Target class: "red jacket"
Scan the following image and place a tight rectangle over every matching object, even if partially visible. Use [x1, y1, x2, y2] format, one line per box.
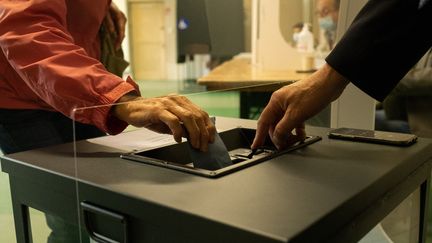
[0, 0, 139, 134]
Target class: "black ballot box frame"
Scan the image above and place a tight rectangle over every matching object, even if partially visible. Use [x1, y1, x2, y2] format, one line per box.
[121, 127, 322, 178]
[1, 117, 431, 243]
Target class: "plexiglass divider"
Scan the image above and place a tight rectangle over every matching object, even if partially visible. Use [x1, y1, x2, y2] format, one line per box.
[71, 82, 323, 242]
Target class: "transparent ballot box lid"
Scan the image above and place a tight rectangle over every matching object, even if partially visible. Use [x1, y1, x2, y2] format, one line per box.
[121, 127, 321, 178]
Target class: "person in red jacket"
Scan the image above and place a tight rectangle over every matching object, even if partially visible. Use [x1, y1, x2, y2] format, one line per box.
[0, 1, 214, 242]
[0, 0, 215, 155]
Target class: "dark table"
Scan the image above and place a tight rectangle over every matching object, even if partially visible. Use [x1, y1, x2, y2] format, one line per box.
[1, 117, 431, 243]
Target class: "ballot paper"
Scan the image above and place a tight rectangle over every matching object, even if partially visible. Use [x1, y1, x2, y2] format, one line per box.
[187, 118, 232, 170]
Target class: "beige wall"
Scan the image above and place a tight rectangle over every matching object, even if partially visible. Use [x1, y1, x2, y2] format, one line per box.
[243, 0, 252, 52]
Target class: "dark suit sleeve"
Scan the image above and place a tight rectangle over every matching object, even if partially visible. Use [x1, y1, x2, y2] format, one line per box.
[326, 0, 432, 101]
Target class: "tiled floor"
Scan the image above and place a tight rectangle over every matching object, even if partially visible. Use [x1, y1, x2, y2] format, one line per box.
[1, 79, 431, 243]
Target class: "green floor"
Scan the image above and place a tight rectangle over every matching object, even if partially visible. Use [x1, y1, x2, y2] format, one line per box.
[0, 79, 431, 242]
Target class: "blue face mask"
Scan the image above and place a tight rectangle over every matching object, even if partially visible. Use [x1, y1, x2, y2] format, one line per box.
[319, 16, 337, 31]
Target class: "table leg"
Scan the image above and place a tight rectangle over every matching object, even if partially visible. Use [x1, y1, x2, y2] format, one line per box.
[419, 177, 430, 243]
[240, 92, 250, 119]
[240, 92, 272, 119]
[10, 188, 33, 243]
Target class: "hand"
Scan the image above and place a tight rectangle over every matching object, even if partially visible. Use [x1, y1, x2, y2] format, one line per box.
[104, 2, 127, 50]
[113, 93, 216, 152]
[252, 63, 349, 150]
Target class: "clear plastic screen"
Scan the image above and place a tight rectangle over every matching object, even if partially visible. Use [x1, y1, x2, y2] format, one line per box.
[70, 80, 315, 243]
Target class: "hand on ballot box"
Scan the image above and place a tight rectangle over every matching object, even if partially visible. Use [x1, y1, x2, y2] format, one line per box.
[113, 93, 216, 152]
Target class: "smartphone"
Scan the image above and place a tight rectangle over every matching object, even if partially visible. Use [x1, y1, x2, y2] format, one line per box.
[328, 127, 417, 146]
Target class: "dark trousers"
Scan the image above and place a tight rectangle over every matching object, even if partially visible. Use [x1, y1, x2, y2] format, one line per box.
[0, 109, 105, 243]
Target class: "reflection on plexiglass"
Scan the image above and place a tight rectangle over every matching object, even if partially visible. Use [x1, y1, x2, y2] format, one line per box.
[278, 0, 340, 71]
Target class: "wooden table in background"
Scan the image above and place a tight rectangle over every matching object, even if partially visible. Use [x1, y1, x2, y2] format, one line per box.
[197, 57, 310, 90]
[197, 57, 312, 118]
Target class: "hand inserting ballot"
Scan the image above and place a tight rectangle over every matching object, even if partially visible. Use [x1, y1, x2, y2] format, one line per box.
[113, 93, 216, 152]
[252, 64, 349, 150]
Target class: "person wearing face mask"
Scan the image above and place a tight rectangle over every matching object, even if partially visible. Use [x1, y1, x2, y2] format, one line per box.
[291, 22, 304, 47]
[316, 0, 340, 53]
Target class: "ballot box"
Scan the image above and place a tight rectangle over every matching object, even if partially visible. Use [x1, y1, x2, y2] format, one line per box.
[121, 127, 321, 178]
[1, 117, 431, 243]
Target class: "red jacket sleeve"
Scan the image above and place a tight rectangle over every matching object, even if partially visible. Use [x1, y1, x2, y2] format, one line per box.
[0, 0, 139, 134]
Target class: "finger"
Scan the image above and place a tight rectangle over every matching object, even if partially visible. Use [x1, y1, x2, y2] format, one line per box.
[272, 121, 306, 150]
[157, 110, 183, 143]
[284, 130, 305, 146]
[182, 114, 200, 149]
[167, 104, 201, 149]
[196, 117, 210, 152]
[167, 96, 208, 150]
[193, 108, 214, 147]
[272, 111, 297, 149]
[251, 104, 277, 149]
[194, 110, 215, 152]
[269, 124, 275, 141]
[295, 123, 307, 141]
[252, 120, 270, 149]
[205, 115, 216, 144]
[270, 125, 304, 150]
[273, 131, 295, 150]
